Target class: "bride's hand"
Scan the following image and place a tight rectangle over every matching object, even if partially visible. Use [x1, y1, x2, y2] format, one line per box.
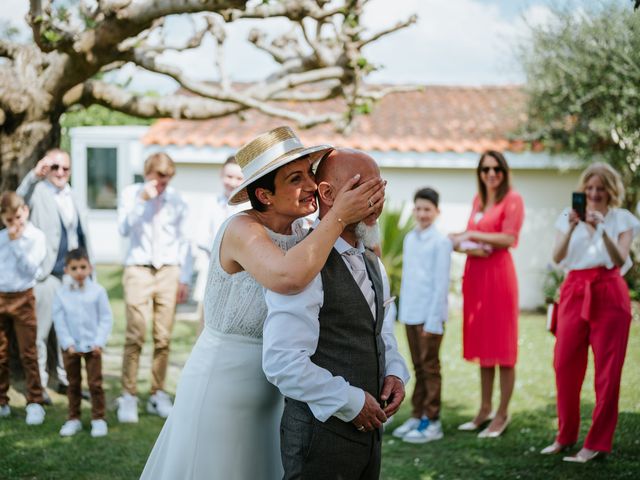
[331, 175, 386, 225]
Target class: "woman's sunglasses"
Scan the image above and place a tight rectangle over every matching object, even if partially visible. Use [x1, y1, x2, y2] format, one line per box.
[480, 166, 504, 174]
[51, 164, 70, 173]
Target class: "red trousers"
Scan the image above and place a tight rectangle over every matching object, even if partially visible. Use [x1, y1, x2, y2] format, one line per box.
[554, 267, 631, 452]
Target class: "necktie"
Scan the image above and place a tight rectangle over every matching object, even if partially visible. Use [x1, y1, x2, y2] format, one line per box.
[343, 249, 376, 321]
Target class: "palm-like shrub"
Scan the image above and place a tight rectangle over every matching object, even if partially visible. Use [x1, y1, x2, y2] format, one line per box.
[379, 208, 414, 299]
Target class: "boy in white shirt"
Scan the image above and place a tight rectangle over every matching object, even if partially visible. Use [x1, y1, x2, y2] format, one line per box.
[393, 187, 452, 443]
[53, 248, 113, 437]
[0, 192, 47, 425]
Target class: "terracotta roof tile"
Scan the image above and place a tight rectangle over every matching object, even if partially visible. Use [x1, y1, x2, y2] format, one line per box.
[142, 85, 529, 153]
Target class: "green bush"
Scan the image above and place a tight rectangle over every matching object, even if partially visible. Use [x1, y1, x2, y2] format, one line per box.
[379, 208, 414, 299]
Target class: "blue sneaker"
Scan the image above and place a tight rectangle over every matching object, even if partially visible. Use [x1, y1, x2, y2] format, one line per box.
[403, 419, 444, 444]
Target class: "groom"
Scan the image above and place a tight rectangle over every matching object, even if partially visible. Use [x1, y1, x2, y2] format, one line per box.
[263, 149, 409, 479]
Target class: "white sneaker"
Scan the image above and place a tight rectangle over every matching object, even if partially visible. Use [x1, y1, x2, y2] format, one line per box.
[25, 403, 45, 425]
[403, 419, 444, 444]
[117, 393, 139, 423]
[0, 404, 10, 418]
[392, 417, 422, 438]
[147, 390, 173, 418]
[59, 419, 83, 437]
[91, 419, 108, 437]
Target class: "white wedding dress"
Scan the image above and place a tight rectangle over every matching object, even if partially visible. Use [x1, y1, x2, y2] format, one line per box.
[141, 214, 305, 480]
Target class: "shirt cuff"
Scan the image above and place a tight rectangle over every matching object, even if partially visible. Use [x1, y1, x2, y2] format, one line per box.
[332, 386, 365, 423]
[386, 364, 410, 386]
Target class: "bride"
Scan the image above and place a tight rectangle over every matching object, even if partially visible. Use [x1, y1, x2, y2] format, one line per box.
[140, 126, 385, 480]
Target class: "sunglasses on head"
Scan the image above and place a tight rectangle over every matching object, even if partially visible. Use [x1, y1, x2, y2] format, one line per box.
[480, 166, 504, 174]
[51, 164, 70, 172]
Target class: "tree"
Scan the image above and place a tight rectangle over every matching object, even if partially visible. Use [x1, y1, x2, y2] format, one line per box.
[518, 1, 640, 210]
[0, 0, 416, 190]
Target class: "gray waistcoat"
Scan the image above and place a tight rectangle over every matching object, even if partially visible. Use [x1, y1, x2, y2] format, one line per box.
[285, 246, 386, 443]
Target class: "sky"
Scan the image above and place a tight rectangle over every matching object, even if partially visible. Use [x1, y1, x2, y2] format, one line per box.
[0, 0, 630, 91]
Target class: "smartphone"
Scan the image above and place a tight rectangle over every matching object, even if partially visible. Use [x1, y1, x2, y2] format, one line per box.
[572, 192, 586, 221]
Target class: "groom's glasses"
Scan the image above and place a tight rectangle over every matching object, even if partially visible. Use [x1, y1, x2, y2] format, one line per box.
[51, 164, 70, 173]
[480, 166, 504, 174]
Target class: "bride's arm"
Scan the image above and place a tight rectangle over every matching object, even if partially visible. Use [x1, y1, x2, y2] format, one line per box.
[222, 177, 384, 294]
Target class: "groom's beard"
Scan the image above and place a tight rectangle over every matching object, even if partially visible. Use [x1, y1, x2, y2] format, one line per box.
[355, 221, 380, 249]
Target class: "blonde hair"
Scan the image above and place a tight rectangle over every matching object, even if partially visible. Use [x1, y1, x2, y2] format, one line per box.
[0, 191, 26, 216]
[144, 152, 176, 177]
[578, 162, 625, 207]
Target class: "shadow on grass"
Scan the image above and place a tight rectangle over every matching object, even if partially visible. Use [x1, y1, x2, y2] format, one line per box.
[381, 403, 640, 480]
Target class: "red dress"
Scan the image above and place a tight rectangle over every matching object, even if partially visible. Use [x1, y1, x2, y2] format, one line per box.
[462, 189, 524, 367]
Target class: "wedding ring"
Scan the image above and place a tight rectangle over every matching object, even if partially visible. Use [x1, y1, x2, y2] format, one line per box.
[368, 198, 374, 208]
[357, 425, 366, 432]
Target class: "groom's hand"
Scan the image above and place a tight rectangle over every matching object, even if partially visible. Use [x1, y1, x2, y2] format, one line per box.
[352, 392, 387, 432]
[381, 375, 405, 417]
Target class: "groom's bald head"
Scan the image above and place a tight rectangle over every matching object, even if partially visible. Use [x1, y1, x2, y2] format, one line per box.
[316, 148, 382, 225]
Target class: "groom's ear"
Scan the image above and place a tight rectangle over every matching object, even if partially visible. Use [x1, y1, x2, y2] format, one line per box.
[317, 181, 334, 206]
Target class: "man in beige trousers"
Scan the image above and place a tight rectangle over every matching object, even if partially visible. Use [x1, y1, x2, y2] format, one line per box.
[116, 153, 192, 423]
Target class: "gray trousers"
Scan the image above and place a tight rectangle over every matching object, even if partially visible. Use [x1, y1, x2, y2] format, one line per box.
[34, 275, 68, 387]
[281, 400, 381, 480]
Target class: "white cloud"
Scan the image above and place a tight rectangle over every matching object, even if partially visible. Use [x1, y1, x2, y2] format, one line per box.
[361, 0, 554, 85]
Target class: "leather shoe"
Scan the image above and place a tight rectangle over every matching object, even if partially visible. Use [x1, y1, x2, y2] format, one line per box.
[540, 441, 573, 455]
[563, 448, 606, 463]
[478, 416, 510, 438]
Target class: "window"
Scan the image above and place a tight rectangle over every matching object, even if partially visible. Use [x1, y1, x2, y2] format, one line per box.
[87, 147, 118, 209]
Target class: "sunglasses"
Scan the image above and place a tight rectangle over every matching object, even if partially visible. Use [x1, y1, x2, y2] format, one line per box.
[480, 166, 504, 174]
[51, 164, 70, 173]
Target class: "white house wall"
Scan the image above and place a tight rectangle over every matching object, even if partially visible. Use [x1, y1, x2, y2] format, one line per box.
[71, 126, 582, 310]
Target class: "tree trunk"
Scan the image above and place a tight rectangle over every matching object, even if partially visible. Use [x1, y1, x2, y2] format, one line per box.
[0, 116, 61, 191]
[0, 46, 64, 191]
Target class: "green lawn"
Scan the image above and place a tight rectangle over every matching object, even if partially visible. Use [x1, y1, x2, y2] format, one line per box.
[1, 265, 638, 479]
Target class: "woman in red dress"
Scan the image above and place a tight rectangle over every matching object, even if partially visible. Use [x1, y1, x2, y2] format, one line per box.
[450, 150, 524, 438]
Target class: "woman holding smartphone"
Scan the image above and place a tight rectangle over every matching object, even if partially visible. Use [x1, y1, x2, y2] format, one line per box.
[542, 162, 639, 463]
[449, 150, 524, 438]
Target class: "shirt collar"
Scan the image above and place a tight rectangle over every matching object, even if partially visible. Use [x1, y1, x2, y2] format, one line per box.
[311, 218, 365, 255]
[415, 224, 436, 240]
[63, 275, 93, 291]
[45, 180, 70, 195]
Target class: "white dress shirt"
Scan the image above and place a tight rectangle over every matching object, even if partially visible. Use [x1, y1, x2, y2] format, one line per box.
[52, 277, 113, 352]
[555, 207, 640, 275]
[399, 225, 452, 334]
[0, 222, 46, 292]
[47, 181, 79, 250]
[118, 184, 193, 283]
[263, 234, 410, 424]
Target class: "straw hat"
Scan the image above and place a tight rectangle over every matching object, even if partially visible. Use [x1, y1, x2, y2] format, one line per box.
[228, 126, 333, 205]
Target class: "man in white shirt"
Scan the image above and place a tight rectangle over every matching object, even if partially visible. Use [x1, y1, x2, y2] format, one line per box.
[17, 149, 91, 398]
[116, 152, 192, 423]
[263, 149, 409, 480]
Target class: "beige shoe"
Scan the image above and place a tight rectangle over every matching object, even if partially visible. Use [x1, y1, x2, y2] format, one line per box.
[563, 448, 606, 463]
[540, 441, 574, 455]
[478, 416, 510, 438]
[458, 413, 494, 431]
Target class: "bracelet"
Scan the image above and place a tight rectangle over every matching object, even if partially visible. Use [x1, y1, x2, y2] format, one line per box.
[336, 217, 347, 230]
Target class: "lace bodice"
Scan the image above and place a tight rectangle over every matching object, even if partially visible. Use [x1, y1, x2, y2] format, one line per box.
[202, 214, 307, 339]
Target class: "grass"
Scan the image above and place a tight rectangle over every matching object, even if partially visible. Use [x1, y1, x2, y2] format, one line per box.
[0, 265, 638, 479]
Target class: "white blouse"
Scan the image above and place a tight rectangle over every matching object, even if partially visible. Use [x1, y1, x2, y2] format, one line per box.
[555, 207, 640, 275]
